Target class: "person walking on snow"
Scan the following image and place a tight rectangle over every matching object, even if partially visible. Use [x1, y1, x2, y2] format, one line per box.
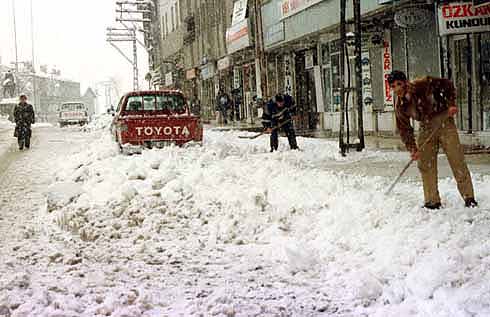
[216, 89, 230, 125]
[13, 94, 35, 150]
[388, 70, 477, 209]
[262, 93, 299, 152]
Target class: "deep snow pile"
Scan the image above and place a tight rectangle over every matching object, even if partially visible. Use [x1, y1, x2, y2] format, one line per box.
[83, 114, 114, 132]
[32, 122, 53, 128]
[40, 122, 490, 315]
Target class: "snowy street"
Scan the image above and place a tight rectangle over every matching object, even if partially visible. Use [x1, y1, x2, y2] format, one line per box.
[1, 118, 490, 316]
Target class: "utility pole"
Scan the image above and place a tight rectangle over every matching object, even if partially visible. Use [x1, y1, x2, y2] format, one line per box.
[30, 0, 38, 115]
[353, 0, 365, 151]
[339, 0, 347, 156]
[12, 0, 19, 74]
[107, 0, 154, 91]
[253, 0, 267, 100]
[339, 0, 365, 155]
[106, 27, 139, 91]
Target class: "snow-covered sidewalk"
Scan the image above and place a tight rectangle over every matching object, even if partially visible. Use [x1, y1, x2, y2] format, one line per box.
[1, 118, 489, 316]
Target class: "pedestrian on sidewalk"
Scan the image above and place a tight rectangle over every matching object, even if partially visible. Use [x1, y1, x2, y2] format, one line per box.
[388, 70, 478, 209]
[262, 93, 299, 152]
[13, 94, 35, 151]
[232, 88, 242, 121]
[216, 89, 230, 125]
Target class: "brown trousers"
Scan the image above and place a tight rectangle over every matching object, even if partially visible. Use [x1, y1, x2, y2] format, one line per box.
[417, 117, 474, 204]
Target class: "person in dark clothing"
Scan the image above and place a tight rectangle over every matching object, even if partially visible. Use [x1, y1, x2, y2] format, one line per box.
[262, 93, 299, 152]
[13, 95, 35, 150]
[216, 89, 231, 124]
[231, 88, 241, 121]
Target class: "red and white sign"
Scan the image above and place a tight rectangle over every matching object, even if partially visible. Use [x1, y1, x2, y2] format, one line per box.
[438, 2, 490, 35]
[382, 30, 394, 107]
[61, 111, 85, 119]
[281, 0, 323, 19]
[226, 19, 251, 54]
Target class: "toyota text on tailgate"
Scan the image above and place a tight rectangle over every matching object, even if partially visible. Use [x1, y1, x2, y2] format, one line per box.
[112, 90, 203, 151]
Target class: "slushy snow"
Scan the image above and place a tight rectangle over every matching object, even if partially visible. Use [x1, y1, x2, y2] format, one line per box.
[2, 114, 489, 316]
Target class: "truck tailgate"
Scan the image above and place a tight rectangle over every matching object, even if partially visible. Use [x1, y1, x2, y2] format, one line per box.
[120, 116, 202, 143]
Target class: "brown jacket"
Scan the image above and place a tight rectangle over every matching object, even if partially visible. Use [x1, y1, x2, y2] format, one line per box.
[395, 76, 456, 151]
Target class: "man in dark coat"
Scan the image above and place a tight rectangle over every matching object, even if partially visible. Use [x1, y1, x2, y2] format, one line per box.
[262, 93, 299, 152]
[216, 89, 231, 124]
[388, 70, 477, 209]
[13, 94, 35, 150]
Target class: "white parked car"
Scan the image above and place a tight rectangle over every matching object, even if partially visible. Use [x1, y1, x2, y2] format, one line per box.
[58, 102, 89, 127]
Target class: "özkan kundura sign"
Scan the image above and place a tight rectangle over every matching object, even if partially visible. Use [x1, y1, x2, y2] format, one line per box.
[281, 0, 323, 20]
[438, 2, 490, 35]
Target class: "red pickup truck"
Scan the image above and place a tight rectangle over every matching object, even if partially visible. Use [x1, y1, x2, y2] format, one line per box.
[111, 90, 203, 152]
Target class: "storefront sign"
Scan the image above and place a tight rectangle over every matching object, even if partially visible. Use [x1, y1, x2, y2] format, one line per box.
[200, 63, 215, 81]
[233, 68, 241, 89]
[186, 68, 197, 80]
[226, 19, 251, 54]
[281, 0, 323, 20]
[382, 31, 394, 107]
[284, 54, 294, 96]
[361, 51, 373, 108]
[265, 22, 285, 46]
[231, 0, 248, 25]
[395, 6, 432, 29]
[438, 2, 490, 35]
[217, 56, 231, 71]
[165, 72, 173, 87]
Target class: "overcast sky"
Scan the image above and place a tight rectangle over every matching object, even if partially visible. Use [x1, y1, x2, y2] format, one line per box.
[0, 0, 149, 95]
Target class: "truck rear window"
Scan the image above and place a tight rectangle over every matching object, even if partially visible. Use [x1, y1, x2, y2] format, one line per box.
[126, 95, 185, 112]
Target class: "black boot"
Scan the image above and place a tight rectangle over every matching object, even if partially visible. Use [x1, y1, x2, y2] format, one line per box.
[465, 198, 478, 208]
[423, 202, 442, 210]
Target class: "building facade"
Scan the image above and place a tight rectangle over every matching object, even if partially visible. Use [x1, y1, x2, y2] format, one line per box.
[154, 0, 265, 122]
[147, 0, 490, 145]
[1, 63, 89, 123]
[261, 0, 490, 144]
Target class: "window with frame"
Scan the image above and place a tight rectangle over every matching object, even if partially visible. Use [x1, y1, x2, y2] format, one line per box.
[143, 96, 156, 110]
[126, 96, 143, 111]
[156, 94, 185, 112]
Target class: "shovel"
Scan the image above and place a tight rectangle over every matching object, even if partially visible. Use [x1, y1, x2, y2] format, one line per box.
[385, 110, 449, 195]
[238, 119, 292, 139]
